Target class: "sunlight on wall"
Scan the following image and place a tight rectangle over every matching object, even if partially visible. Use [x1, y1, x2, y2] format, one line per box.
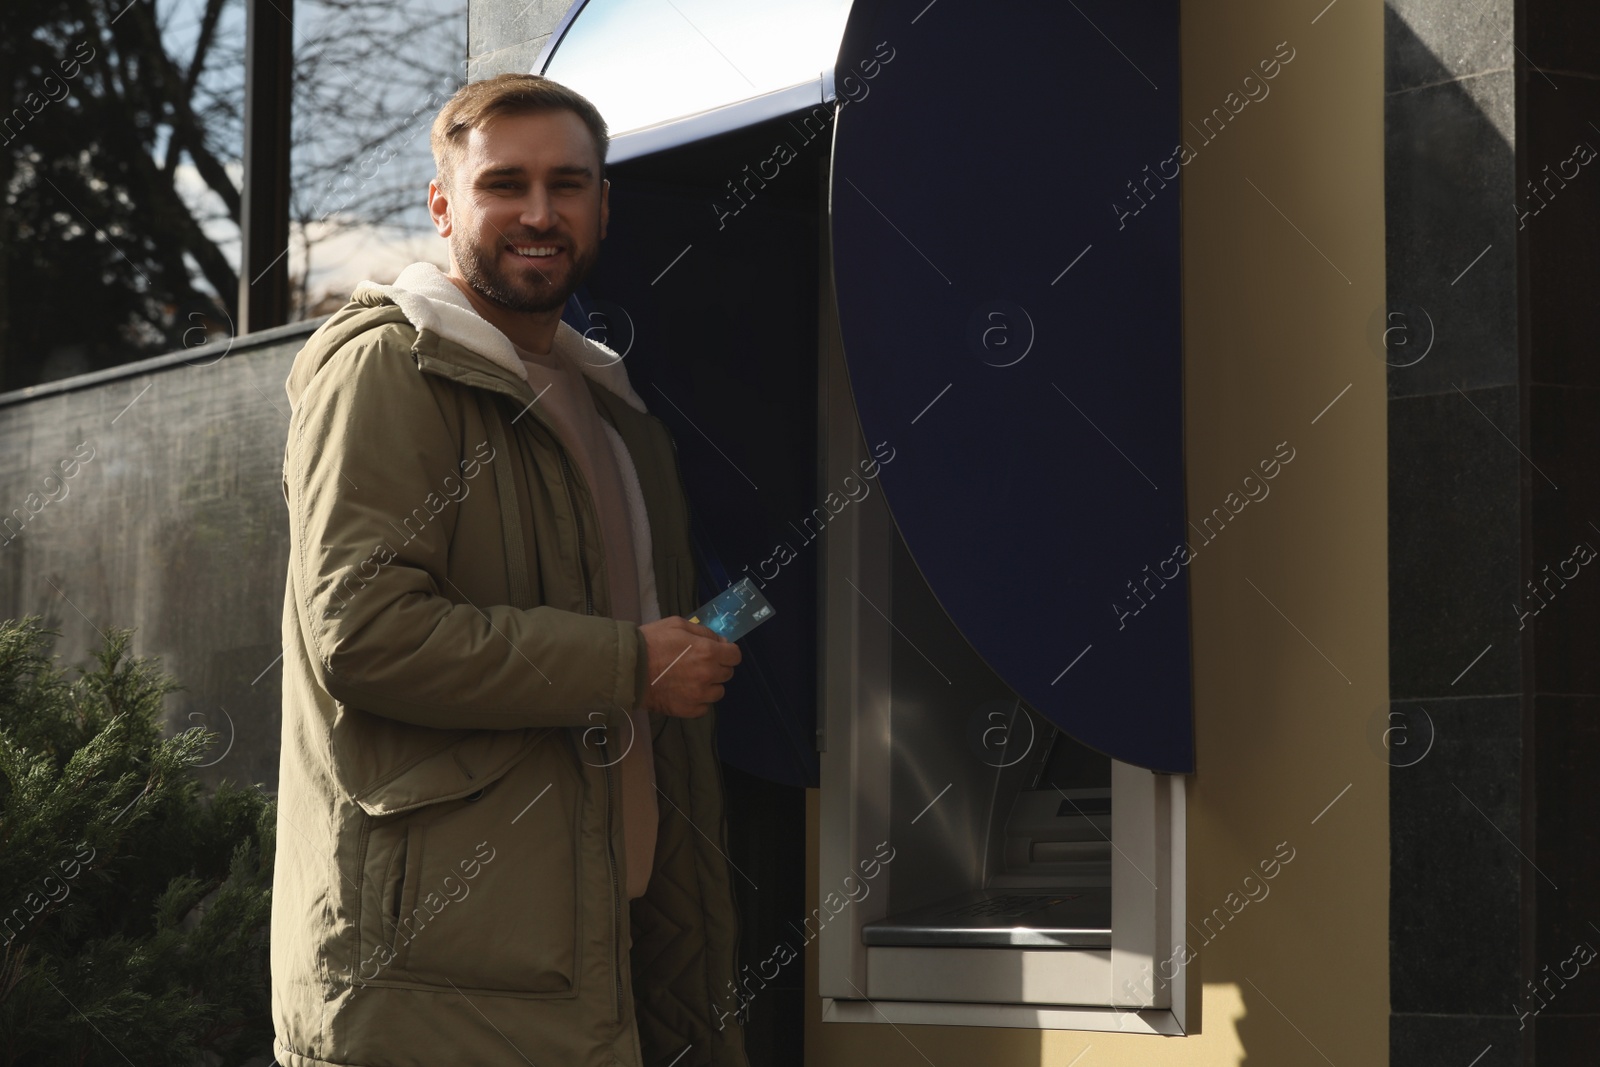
[1038, 984, 1248, 1066]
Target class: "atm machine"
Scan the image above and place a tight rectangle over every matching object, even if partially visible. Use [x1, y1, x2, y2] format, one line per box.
[539, 0, 1192, 1040]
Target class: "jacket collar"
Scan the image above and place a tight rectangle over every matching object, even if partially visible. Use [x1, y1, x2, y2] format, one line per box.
[351, 262, 648, 415]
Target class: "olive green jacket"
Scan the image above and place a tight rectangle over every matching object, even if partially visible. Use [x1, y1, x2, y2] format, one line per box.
[271, 270, 749, 1067]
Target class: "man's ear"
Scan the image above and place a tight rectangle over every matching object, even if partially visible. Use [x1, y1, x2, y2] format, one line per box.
[428, 178, 452, 237]
[599, 177, 609, 240]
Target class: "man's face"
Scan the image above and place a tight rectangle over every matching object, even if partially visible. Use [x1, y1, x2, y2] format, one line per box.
[431, 109, 609, 314]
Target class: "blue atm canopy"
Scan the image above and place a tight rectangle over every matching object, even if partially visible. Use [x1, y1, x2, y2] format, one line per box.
[828, 0, 1192, 773]
[541, 0, 1193, 775]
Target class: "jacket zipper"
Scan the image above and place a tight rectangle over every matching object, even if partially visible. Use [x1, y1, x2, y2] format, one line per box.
[555, 444, 595, 616]
[554, 439, 620, 1022]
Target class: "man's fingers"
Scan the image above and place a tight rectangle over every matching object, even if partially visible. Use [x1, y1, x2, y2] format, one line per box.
[678, 617, 721, 640]
[646, 619, 741, 719]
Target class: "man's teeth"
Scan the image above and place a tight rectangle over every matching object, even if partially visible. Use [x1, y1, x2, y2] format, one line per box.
[513, 246, 559, 257]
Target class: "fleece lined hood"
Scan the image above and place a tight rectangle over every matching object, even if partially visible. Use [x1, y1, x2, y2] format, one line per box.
[285, 261, 647, 414]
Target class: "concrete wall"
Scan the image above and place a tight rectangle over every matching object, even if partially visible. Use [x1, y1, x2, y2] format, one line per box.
[802, 0, 1391, 1063]
[467, 0, 569, 80]
[0, 324, 316, 796]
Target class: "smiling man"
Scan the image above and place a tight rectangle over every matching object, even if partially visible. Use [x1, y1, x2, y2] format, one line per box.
[271, 74, 749, 1067]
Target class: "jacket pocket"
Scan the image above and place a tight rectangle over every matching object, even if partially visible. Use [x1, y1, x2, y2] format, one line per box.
[367, 729, 584, 997]
[379, 828, 408, 951]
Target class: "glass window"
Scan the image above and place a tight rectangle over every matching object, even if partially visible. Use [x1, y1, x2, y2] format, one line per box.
[543, 0, 853, 136]
[2, 0, 471, 386]
[289, 0, 468, 319]
[3, 0, 247, 386]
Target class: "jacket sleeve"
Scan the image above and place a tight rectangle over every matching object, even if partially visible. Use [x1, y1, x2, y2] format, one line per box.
[284, 327, 649, 730]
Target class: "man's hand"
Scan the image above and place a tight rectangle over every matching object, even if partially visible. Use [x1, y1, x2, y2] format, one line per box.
[638, 616, 741, 719]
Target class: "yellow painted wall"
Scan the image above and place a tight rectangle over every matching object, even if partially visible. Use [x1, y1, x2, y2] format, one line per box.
[803, 0, 1389, 1063]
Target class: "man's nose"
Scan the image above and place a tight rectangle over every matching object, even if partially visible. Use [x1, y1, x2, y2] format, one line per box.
[519, 189, 558, 230]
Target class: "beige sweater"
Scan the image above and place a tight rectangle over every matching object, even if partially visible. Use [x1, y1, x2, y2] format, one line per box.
[514, 339, 659, 901]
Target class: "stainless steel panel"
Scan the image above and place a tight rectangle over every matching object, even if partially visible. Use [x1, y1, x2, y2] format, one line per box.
[863, 946, 1113, 1007]
[861, 888, 1111, 948]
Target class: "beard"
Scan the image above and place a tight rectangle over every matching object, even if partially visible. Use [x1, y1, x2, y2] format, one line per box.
[453, 227, 599, 314]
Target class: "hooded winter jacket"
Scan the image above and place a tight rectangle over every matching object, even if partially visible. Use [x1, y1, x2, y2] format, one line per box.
[271, 262, 749, 1067]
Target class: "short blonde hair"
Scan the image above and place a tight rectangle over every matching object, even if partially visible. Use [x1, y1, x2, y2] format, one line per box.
[431, 73, 610, 192]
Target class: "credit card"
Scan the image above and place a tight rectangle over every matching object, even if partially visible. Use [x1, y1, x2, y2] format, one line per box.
[687, 578, 775, 642]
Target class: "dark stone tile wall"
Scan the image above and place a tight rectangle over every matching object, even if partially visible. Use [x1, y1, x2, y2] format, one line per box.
[1391, 1014, 1519, 1067]
[1391, 695, 1522, 1014]
[1530, 1015, 1600, 1059]
[1522, 5, 1600, 77]
[1523, 72, 1600, 388]
[1525, 386, 1600, 694]
[1390, 0, 1600, 1062]
[1383, 71, 1518, 398]
[1385, 3, 1528, 1059]
[1531, 695, 1600, 1015]
[1388, 388, 1522, 696]
[1522, 3, 1600, 1062]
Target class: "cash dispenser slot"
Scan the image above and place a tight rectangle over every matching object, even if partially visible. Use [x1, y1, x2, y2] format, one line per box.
[863, 732, 1113, 950]
[861, 890, 1110, 950]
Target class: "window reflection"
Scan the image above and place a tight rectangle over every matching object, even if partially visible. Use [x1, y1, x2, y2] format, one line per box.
[3, 0, 246, 387]
[288, 0, 467, 319]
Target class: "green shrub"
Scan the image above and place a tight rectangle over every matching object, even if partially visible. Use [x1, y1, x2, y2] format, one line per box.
[0, 617, 275, 1066]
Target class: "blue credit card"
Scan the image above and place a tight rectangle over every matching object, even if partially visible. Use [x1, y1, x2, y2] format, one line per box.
[687, 578, 775, 642]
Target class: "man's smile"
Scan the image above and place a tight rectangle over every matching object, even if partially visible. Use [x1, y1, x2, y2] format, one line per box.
[509, 243, 563, 261]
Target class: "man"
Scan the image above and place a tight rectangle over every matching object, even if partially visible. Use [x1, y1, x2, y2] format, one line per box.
[271, 73, 749, 1067]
